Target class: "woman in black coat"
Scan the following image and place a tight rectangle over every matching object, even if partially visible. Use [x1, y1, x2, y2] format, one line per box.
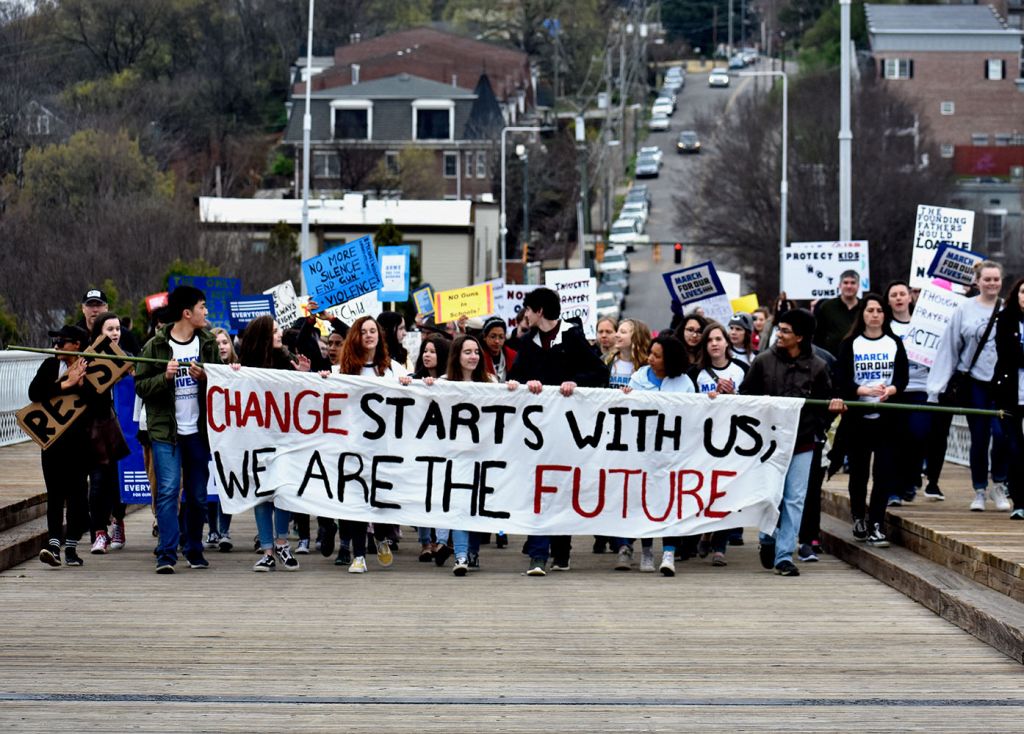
[992, 277, 1024, 519]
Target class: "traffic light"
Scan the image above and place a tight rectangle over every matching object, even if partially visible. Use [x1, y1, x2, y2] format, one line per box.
[674, 242, 682, 264]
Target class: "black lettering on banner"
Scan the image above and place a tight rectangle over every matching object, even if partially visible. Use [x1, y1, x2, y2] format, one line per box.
[480, 404, 516, 444]
[654, 413, 682, 452]
[450, 402, 480, 443]
[630, 409, 659, 451]
[478, 461, 511, 519]
[702, 415, 764, 458]
[338, 452, 368, 502]
[298, 450, 332, 498]
[605, 407, 630, 451]
[443, 460, 479, 514]
[360, 393, 386, 439]
[522, 405, 544, 449]
[416, 455, 447, 512]
[385, 396, 415, 438]
[215, 450, 251, 499]
[252, 447, 276, 493]
[416, 400, 447, 440]
[565, 410, 604, 449]
[370, 455, 402, 509]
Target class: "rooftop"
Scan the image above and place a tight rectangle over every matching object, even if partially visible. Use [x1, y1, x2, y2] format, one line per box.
[866, 4, 1015, 33]
[303, 73, 477, 101]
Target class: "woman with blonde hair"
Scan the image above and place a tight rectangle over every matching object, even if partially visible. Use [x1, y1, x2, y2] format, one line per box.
[605, 318, 652, 388]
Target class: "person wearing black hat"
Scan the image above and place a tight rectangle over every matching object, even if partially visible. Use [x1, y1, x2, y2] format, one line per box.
[740, 308, 845, 577]
[78, 289, 109, 334]
[480, 316, 516, 383]
[29, 324, 94, 568]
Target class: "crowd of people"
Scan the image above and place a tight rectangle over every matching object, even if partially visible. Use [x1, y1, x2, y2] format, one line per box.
[29, 261, 1021, 578]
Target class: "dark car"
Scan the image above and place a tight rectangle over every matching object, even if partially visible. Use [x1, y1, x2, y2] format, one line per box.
[626, 185, 651, 209]
[676, 130, 701, 154]
[601, 270, 630, 295]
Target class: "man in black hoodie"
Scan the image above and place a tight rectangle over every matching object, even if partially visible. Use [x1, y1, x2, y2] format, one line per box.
[508, 287, 609, 576]
[741, 308, 844, 577]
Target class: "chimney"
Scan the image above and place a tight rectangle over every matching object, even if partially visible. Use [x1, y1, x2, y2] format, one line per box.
[351, 64, 360, 85]
[452, 74, 458, 87]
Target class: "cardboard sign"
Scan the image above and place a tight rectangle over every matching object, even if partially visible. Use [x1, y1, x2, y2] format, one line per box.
[434, 284, 495, 323]
[910, 205, 974, 289]
[263, 280, 301, 330]
[228, 295, 276, 334]
[412, 284, 435, 315]
[301, 235, 382, 309]
[168, 276, 242, 332]
[325, 291, 382, 327]
[662, 260, 726, 304]
[905, 284, 966, 368]
[545, 269, 597, 339]
[498, 284, 541, 329]
[377, 246, 410, 302]
[927, 242, 985, 287]
[781, 241, 870, 299]
[17, 335, 129, 450]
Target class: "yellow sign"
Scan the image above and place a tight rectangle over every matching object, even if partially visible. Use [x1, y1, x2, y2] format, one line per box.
[730, 294, 759, 314]
[434, 284, 495, 323]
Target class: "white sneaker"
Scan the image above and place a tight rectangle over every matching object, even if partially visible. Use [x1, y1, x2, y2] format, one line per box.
[453, 556, 469, 576]
[90, 533, 109, 555]
[639, 547, 655, 573]
[991, 483, 1011, 512]
[614, 545, 632, 571]
[348, 556, 367, 574]
[659, 551, 676, 577]
[970, 490, 986, 512]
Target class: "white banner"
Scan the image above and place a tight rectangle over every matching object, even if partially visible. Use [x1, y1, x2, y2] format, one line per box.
[905, 284, 966, 368]
[686, 294, 733, 327]
[910, 205, 975, 289]
[545, 269, 597, 340]
[205, 366, 804, 537]
[782, 241, 870, 299]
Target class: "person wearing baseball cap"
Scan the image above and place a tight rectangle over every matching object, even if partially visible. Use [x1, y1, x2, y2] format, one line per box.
[79, 289, 109, 334]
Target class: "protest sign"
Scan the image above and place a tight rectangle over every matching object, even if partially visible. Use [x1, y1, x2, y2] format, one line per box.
[905, 284, 966, 368]
[228, 295, 276, 334]
[545, 269, 597, 339]
[205, 366, 804, 537]
[301, 235, 382, 309]
[498, 284, 540, 329]
[781, 241, 870, 299]
[718, 270, 742, 301]
[687, 294, 733, 326]
[484, 278, 506, 318]
[168, 276, 242, 331]
[927, 243, 985, 287]
[412, 284, 435, 315]
[263, 281, 301, 330]
[144, 292, 168, 314]
[434, 283, 495, 323]
[662, 261, 726, 305]
[17, 335, 129, 450]
[377, 246, 410, 302]
[325, 291, 382, 327]
[730, 294, 759, 314]
[114, 375, 150, 504]
[910, 205, 974, 289]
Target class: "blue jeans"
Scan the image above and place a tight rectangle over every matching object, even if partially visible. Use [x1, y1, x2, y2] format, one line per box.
[152, 434, 210, 564]
[436, 529, 479, 558]
[759, 449, 813, 567]
[967, 379, 1008, 489]
[900, 391, 931, 495]
[254, 503, 291, 551]
[417, 526, 433, 545]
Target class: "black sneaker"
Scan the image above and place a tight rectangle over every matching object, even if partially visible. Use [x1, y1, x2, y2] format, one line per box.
[758, 541, 776, 570]
[187, 554, 210, 569]
[39, 546, 61, 567]
[923, 483, 945, 501]
[526, 558, 546, 576]
[774, 560, 800, 576]
[252, 554, 275, 572]
[155, 556, 175, 574]
[319, 526, 336, 558]
[434, 544, 452, 567]
[866, 523, 891, 548]
[64, 548, 83, 567]
[797, 543, 818, 562]
[467, 552, 480, 570]
[852, 518, 869, 541]
[495, 533, 508, 549]
[275, 545, 300, 571]
[334, 546, 351, 566]
[218, 534, 234, 552]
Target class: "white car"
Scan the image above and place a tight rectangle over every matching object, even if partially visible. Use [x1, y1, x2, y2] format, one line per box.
[598, 251, 630, 274]
[651, 97, 674, 117]
[638, 146, 663, 166]
[708, 69, 730, 87]
[619, 200, 648, 226]
[648, 114, 670, 131]
[608, 218, 642, 245]
[595, 291, 621, 321]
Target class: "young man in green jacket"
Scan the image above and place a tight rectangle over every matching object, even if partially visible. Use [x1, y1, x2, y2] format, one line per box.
[136, 286, 222, 573]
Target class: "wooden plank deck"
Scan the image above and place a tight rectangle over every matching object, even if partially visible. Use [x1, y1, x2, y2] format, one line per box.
[0, 442, 46, 530]
[2, 507, 1023, 732]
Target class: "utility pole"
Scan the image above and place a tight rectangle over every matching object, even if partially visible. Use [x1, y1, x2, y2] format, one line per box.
[839, 0, 853, 240]
[604, 45, 613, 237]
[299, 0, 315, 293]
[728, 0, 734, 59]
[619, 23, 627, 150]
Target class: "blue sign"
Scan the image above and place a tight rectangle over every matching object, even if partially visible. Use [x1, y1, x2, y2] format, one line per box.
[228, 294, 276, 333]
[413, 284, 435, 315]
[168, 276, 242, 332]
[662, 260, 725, 304]
[927, 242, 985, 287]
[115, 375, 151, 504]
[302, 235, 381, 309]
[377, 245, 410, 302]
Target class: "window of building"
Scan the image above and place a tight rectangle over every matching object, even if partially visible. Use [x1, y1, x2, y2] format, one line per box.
[883, 58, 912, 79]
[940, 101, 954, 115]
[332, 107, 371, 139]
[443, 151, 458, 178]
[476, 151, 487, 178]
[994, 133, 1012, 146]
[415, 108, 451, 140]
[465, 151, 474, 178]
[985, 211, 1006, 253]
[971, 133, 990, 146]
[986, 58, 1006, 80]
[940, 144, 954, 158]
[385, 151, 399, 175]
[313, 151, 340, 178]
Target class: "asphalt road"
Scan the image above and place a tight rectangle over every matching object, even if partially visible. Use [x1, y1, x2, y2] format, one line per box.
[618, 61, 769, 331]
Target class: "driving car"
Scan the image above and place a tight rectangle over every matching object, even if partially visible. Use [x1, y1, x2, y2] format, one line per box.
[651, 97, 674, 117]
[638, 146, 663, 166]
[676, 130, 701, 154]
[595, 291, 622, 321]
[597, 250, 630, 274]
[634, 154, 660, 178]
[648, 113, 670, 132]
[708, 69, 730, 87]
[728, 54, 746, 70]
[608, 218, 642, 245]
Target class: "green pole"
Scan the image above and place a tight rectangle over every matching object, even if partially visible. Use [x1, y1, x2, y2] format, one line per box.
[9, 345, 194, 366]
[803, 398, 1005, 419]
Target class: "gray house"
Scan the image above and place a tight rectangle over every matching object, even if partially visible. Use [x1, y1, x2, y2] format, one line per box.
[284, 73, 504, 200]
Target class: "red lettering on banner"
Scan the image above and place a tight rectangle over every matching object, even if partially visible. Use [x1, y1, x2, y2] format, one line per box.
[676, 470, 705, 518]
[209, 388, 352, 436]
[241, 391, 264, 426]
[606, 469, 642, 518]
[641, 472, 674, 522]
[534, 464, 571, 514]
[704, 470, 735, 519]
[322, 393, 349, 436]
[263, 391, 291, 431]
[293, 390, 322, 434]
[571, 467, 601, 517]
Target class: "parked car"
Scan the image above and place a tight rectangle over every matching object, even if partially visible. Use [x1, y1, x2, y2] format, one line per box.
[648, 114, 670, 132]
[676, 130, 701, 154]
[608, 218, 642, 245]
[598, 282, 626, 310]
[626, 185, 650, 208]
[708, 69, 730, 88]
[638, 146, 663, 166]
[658, 88, 677, 109]
[601, 269, 630, 295]
[728, 54, 746, 70]
[598, 250, 630, 274]
[651, 97, 674, 117]
[595, 291, 622, 321]
[619, 200, 648, 226]
[634, 154, 660, 178]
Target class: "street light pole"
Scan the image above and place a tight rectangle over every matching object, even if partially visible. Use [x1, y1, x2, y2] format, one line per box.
[299, 0, 315, 293]
[739, 70, 788, 290]
[500, 125, 552, 281]
[517, 145, 529, 260]
[839, 0, 853, 240]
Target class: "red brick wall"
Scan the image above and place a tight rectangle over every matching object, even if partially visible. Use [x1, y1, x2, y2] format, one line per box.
[874, 51, 1024, 147]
